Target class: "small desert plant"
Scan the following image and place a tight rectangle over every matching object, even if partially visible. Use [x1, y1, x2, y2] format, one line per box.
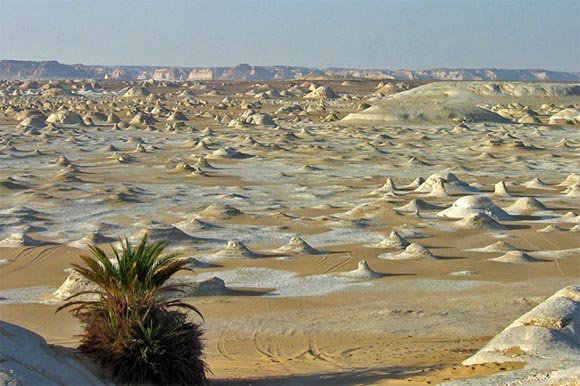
[57, 234, 207, 385]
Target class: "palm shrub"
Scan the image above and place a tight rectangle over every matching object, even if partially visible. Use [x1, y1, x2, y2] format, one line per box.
[57, 234, 208, 385]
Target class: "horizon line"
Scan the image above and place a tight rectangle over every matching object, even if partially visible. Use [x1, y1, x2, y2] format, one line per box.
[1, 59, 578, 74]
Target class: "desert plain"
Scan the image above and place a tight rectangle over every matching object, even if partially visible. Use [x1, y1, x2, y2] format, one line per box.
[0, 78, 579, 385]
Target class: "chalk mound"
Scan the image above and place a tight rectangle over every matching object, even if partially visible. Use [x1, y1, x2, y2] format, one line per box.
[450, 271, 479, 276]
[211, 241, 261, 260]
[275, 236, 321, 255]
[371, 177, 401, 194]
[414, 172, 478, 195]
[133, 224, 201, 245]
[198, 204, 243, 219]
[167, 110, 187, 121]
[404, 177, 425, 189]
[303, 85, 336, 100]
[174, 217, 217, 231]
[379, 243, 436, 260]
[246, 113, 276, 126]
[414, 173, 454, 193]
[68, 232, 117, 248]
[371, 231, 410, 249]
[437, 195, 512, 221]
[340, 260, 384, 279]
[122, 86, 151, 98]
[563, 184, 580, 197]
[1, 206, 49, 223]
[494, 181, 513, 197]
[193, 156, 214, 170]
[0, 232, 45, 247]
[559, 173, 580, 187]
[17, 115, 47, 129]
[538, 225, 564, 233]
[463, 284, 580, 366]
[428, 178, 450, 197]
[169, 276, 230, 297]
[507, 197, 548, 213]
[522, 178, 552, 190]
[170, 161, 195, 172]
[490, 251, 547, 264]
[396, 199, 445, 212]
[560, 211, 580, 222]
[129, 112, 156, 127]
[0, 321, 107, 385]
[51, 271, 97, 301]
[208, 147, 253, 159]
[549, 107, 580, 125]
[53, 169, 82, 183]
[45, 109, 83, 126]
[0, 176, 30, 190]
[472, 241, 521, 253]
[453, 213, 507, 230]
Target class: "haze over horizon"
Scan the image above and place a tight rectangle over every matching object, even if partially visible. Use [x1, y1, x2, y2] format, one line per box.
[0, 0, 579, 72]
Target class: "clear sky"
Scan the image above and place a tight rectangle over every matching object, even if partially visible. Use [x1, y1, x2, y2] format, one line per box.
[0, 0, 578, 71]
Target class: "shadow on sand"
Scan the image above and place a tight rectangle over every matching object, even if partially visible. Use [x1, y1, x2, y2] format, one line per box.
[211, 365, 438, 385]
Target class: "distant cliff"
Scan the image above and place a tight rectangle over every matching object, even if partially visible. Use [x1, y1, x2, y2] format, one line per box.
[0, 60, 577, 81]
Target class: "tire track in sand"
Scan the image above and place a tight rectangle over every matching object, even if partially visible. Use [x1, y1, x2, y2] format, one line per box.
[0, 246, 61, 276]
[216, 320, 235, 360]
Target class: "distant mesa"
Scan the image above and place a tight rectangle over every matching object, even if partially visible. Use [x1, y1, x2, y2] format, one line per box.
[0, 60, 578, 81]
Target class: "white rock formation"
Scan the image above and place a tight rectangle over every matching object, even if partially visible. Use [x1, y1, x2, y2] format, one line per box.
[275, 236, 321, 255]
[437, 195, 512, 221]
[0, 321, 109, 385]
[462, 285, 580, 380]
[340, 260, 384, 279]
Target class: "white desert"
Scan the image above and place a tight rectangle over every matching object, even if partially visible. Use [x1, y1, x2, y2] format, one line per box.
[0, 78, 579, 385]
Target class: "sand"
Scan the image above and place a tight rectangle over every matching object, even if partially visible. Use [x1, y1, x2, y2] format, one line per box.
[0, 78, 579, 385]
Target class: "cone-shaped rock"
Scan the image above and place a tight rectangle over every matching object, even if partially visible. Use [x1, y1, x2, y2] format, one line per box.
[275, 236, 321, 255]
[340, 260, 384, 279]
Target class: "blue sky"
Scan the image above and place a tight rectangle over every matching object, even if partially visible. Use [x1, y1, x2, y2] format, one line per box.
[1, 0, 578, 71]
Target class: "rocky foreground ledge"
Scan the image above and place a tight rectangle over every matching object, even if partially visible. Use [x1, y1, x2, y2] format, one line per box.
[443, 284, 580, 385]
[0, 321, 111, 385]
